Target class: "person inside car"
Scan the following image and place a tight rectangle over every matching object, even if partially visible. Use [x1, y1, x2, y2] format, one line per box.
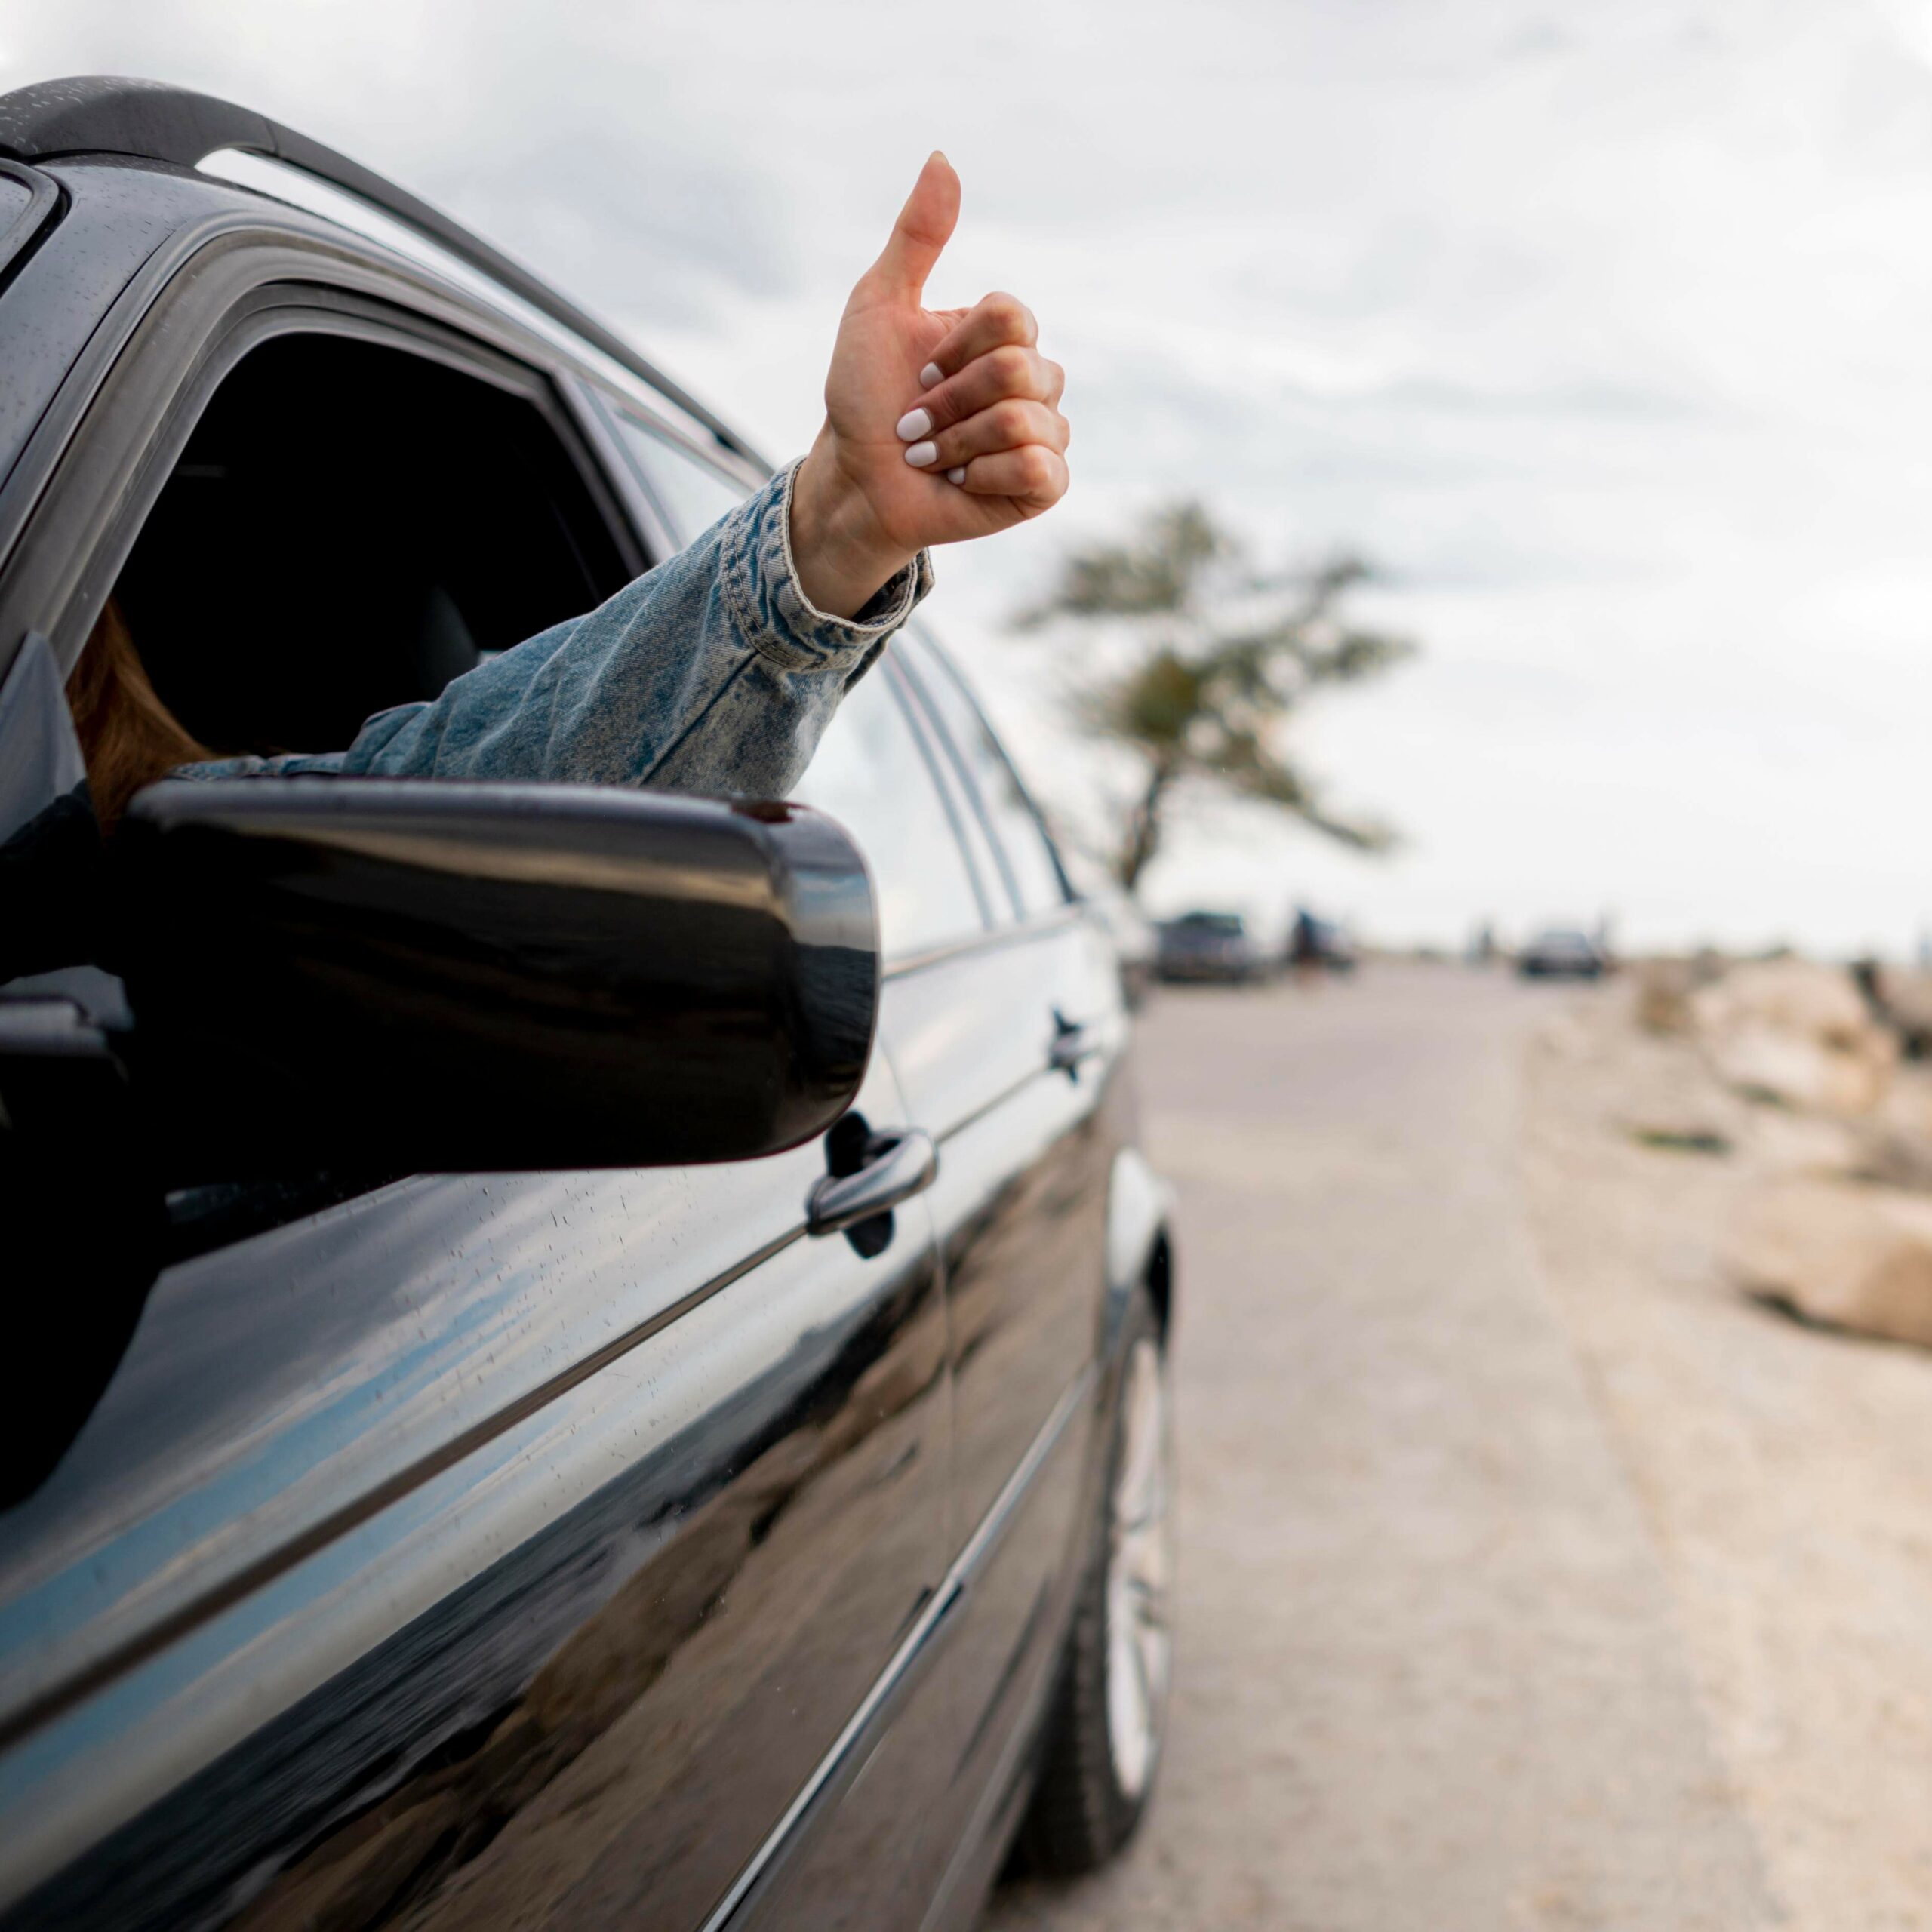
[64, 153, 1071, 829]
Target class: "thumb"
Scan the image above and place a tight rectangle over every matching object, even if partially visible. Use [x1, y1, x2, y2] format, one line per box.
[864, 151, 959, 299]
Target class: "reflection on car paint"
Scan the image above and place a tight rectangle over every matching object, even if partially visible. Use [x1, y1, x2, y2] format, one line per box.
[0, 1054, 958, 1930]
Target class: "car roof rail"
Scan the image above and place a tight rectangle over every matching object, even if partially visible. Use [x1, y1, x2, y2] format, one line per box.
[0, 74, 761, 466]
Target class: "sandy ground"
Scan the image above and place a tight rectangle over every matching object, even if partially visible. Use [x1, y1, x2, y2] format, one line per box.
[1516, 980, 1932, 1929]
[986, 964, 1932, 1930]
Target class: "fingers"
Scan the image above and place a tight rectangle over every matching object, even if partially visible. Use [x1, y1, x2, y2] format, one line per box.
[862, 152, 960, 300]
[903, 399, 1069, 476]
[900, 344, 1065, 437]
[921, 291, 1037, 382]
[894, 319, 1069, 506]
[952, 445, 1069, 514]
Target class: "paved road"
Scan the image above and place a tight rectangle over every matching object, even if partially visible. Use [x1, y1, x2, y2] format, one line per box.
[986, 968, 1779, 1932]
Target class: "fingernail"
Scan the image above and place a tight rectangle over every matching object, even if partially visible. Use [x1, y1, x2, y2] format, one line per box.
[920, 362, 943, 390]
[896, 407, 933, 442]
[947, 466, 967, 485]
[904, 441, 938, 469]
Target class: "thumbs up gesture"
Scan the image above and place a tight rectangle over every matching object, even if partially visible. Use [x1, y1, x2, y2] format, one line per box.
[790, 154, 1071, 617]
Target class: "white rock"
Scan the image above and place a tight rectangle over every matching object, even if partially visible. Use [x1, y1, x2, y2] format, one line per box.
[1881, 1065, 1932, 1143]
[1706, 1024, 1891, 1116]
[1870, 968, 1932, 1054]
[1728, 1179, 1932, 1347]
[1690, 958, 1872, 1044]
[1743, 1109, 1865, 1180]
[1691, 960, 1895, 1117]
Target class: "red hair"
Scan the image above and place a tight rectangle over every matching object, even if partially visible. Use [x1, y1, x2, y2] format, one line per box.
[65, 599, 215, 832]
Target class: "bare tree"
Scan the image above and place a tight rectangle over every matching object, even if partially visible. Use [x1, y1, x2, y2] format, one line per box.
[1019, 502, 1416, 891]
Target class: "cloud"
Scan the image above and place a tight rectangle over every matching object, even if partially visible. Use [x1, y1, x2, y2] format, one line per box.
[12, 0, 1932, 950]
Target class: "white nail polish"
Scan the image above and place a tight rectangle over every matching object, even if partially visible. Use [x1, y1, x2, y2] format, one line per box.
[896, 407, 933, 442]
[920, 362, 943, 390]
[904, 440, 938, 468]
[947, 466, 967, 485]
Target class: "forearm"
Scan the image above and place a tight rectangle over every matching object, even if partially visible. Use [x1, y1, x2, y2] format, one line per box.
[336, 463, 928, 795]
[170, 465, 931, 797]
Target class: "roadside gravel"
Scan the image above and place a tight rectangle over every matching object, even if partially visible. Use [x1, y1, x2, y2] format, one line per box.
[1519, 985, 1932, 1929]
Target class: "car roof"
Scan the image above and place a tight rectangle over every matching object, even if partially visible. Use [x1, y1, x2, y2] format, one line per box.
[0, 75, 766, 469]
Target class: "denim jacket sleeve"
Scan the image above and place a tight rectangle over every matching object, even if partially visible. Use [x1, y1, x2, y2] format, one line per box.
[174, 460, 932, 797]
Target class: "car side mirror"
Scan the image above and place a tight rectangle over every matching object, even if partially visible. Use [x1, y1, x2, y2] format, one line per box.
[109, 778, 878, 1179]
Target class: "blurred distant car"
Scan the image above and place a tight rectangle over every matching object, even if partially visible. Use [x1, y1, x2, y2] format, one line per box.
[1517, 928, 1608, 979]
[1157, 910, 1267, 984]
[1287, 907, 1359, 974]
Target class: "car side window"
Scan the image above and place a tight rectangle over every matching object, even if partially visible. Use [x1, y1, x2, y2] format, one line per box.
[26, 326, 639, 1253]
[605, 408, 755, 549]
[112, 331, 633, 759]
[899, 632, 1069, 920]
[792, 660, 989, 961]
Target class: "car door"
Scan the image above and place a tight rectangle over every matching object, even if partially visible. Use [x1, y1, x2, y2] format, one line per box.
[871, 635, 1134, 1917]
[0, 217, 951, 1932]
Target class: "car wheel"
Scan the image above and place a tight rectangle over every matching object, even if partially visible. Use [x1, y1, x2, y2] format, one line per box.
[1017, 1285, 1173, 1875]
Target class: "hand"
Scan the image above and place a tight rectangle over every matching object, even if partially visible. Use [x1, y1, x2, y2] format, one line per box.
[789, 152, 1072, 619]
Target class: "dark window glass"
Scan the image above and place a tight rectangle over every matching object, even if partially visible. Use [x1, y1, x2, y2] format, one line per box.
[606, 409, 755, 549]
[900, 632, 1067, 919]
[792, 665, 987, 961]
[117, 333, 629, 758]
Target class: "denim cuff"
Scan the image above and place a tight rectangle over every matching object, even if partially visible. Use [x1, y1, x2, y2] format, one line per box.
[721, 459, 934, 675]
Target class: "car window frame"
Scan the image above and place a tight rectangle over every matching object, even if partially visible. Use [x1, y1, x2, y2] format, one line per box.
[878, 651, 1004, 934]
[790, 647, 998, 963]
[892, 632, 1075, 924]
[894, 638, 1031, 924]
[0, 223, 667, 1250]
[592, 391, 768, 552]
[8, 297, 647, 685]
[0, 191, 678, 686]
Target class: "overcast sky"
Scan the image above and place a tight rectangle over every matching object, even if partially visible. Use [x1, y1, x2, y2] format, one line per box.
[11, 0, 1932, 952]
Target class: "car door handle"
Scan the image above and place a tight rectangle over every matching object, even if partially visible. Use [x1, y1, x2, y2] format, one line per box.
[807, 1128, 939, 1236]
[1049, 1008, 1100, 1076]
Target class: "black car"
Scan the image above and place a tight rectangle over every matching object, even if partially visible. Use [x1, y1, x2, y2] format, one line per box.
[1286, 908, 1358, 975]
[1155, 909, 1267, 984]
[0, 78, 1175, 1932]
[1516, 928, 1609, 980]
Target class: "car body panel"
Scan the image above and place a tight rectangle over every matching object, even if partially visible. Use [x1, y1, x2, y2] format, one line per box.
[872, 910, 1127, 1918]
[0, 1034, 960, 1930]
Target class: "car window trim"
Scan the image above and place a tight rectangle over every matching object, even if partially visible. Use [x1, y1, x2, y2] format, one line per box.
[0, 208, 675, 681]
[698, 1360, 1098, 1932]
[878, 653, 1002, 937]
[598, 405, 694, 555]
[906, 630, 1075, 906]
[589, 383, 770, 520]
[562, 373, 685, 564]
[6, 278, 648, 677]
[0, 155, 60, 294]
[881, 900, 1084, 982]
[893, 643, 1032, 921]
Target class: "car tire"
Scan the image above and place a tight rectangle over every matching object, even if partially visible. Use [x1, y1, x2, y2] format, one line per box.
[1017, 1284, 1173, 1876]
